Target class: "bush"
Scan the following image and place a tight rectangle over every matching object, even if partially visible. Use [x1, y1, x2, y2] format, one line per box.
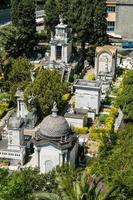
[0, 93, 10, 101]
[0, 159, 10, 166]
[37, 31, 48, 42]
[0, 102, 9, 119]
[72, 127, 89, 134]
[89, 107, 118, 140]
[86, 72, 95, 81]
[99, 114, 108, 124]
[62, 93, 71, 102]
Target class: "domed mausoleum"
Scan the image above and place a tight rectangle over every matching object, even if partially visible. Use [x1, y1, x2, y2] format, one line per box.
[33, 102, 78, 173]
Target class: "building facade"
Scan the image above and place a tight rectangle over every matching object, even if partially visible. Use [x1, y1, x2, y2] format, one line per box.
[106, 0, 133, 39]
[115, 0, 133, 39]
[106, 0, 116, 33]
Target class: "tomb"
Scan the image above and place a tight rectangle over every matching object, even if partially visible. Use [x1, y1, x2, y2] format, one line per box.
[95, 45, 117, 80]
[32, 102, 78, 173]
[73, 79, 101, 115]
[41, 16, 77, 82]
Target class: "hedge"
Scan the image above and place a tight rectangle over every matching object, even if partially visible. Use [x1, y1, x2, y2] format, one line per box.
[0, 102, 9, 119]
[72, 127, 89, 134]
[89, 107, 118, 140]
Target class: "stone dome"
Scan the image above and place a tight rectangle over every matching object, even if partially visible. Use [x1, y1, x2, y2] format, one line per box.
[39, 115, 70, 138]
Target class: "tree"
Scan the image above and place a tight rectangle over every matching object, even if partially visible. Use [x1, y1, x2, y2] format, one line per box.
[91, 124, 133, 199]
[33, 171, 103, 200]
[0, 25, 31, 58]
[44, 0, 59, 34]
[7, 57, 33, 96]
[11, 0, 36, 33]
[93, 0, 109, 46]
[24, 69, 68, 118]
[11, 0, 37, 57]
[56, 0, 69, 21]
[117, 70, 133, 122]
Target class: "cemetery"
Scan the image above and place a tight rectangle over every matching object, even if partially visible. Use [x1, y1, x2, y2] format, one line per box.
[0, 20, 125, 168]
[0, 2, 132, 174]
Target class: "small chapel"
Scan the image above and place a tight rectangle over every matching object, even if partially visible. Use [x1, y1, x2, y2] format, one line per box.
[32, 102, 78, 173]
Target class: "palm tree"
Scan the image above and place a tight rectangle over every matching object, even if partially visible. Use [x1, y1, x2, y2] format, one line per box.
[33, 171, 102, 200]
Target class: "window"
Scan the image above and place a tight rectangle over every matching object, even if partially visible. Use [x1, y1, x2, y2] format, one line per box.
[107, 6, 115, 13]
[107, 21, 115, 32]
[56, 46, 62, 60]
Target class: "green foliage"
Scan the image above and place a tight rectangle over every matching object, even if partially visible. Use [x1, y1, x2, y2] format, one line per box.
[55, 170, 103, 200]
[0, 165, 79, 200]
[61, 93, 71, 101]
[0, 102, 9, 119]
[0, 92, 11, 100]
[86, 72, 95, 81]
[24, 69, 68, 118]
[7, 57, 33, 97]
[44, 0, 108, 50]
[11, 0, 36, 32]
[91, 124, 133, 199]
[89, 107, 118, 140]
[99, 114, 108, 124]
[0, 24, 37, 58]
[72, 127, 89, 135]
[44, 0, 59, 34]
[0, 159, 10, 165]
[93, 0, 109, 45]
[37, 31, 48, 42]
[117, 70, 133, 122]
[9, 0, 37, 57]
[56, 0, 69, 20]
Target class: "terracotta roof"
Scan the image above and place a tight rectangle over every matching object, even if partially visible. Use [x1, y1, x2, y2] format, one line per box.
[96, 45, 117, 55]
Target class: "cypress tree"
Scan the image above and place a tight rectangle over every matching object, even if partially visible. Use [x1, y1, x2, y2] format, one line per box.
[56, 0, 69, 21]
[93, 0, 109, 45]
[44, 0, 59, 33]
[11, 0, 36, 33]
[11, 0, 37, 57]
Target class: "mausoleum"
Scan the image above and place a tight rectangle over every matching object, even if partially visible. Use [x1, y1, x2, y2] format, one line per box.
[41, 16, 77, 82]
[32, 103, 78, 173]
[50, 17, 72, 63]
[74, 79, 101, 115]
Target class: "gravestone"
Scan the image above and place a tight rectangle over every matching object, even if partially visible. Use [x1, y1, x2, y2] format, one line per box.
[95, 45, 117, 80]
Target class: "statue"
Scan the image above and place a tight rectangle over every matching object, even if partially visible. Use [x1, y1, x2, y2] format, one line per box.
[51, 32, 54, 40]
[28, 93, 36, 111]
[84, 60, 89, 69]
[52, 101, 58, 117]
[59, 15, 64, 25]
[30, 69, 35, 83]
[69, 104, 74, 114]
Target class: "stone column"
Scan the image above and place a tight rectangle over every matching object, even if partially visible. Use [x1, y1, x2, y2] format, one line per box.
[50, 45, 56, 61]
[17, 99, 20, 117]
[37, 147, 41, 169]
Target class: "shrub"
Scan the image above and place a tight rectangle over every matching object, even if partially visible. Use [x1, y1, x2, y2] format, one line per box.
[0, 159, 10, 166]
[89, 107, 118, 140]
[99, 114, 108, 124]
[0, 102, 9, 119]
[0, 93, 10, 101]
[86, 72, 95, 81]
[62, 93, 71, 102]
[72, 127, 89, 134]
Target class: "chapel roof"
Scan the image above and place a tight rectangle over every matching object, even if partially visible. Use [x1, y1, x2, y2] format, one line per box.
[96, 45, 117, 55]
[37, 102, 71, 139]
